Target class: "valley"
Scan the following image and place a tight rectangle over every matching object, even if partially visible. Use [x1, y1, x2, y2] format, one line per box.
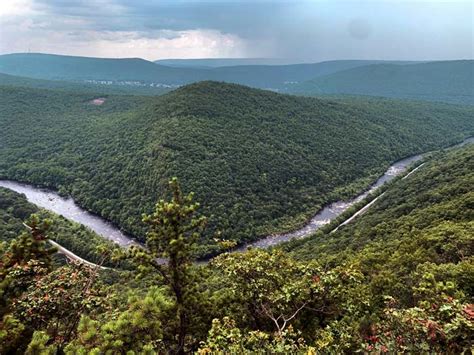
[1, 1, 473, 352]
[0, 77, 473, 352]
[0, 186, 121, 267]
[0, 144, 429, 254]
[2, 136, 471, 260]
[245, 149, 426, 248]
[1, 138, 472, 353]
[1, 82, 473, 257]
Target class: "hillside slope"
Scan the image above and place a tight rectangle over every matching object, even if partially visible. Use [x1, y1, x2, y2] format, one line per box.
[1, 82, 473, 255]
[290, 61, 474, 105]
[286, 144, 474, 304]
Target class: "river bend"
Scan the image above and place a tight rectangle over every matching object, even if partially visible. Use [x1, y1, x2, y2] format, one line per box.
[1, 137, 472, 251]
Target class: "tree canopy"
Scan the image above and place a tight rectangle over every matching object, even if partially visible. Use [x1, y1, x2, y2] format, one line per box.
[1, 82, 473, 256]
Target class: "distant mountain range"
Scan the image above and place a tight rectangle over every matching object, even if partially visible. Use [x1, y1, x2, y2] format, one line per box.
[0, 53, 472, 104]
[288, 60, 474, 105]
[154, 58, 303, 68]
[0, 53, 202, 84]
[0, 53, 411, 89]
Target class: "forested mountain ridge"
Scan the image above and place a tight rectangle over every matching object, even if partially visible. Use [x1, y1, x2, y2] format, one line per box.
[0, 53, 416, 91]
[1, 81, 473, 256]
[289, 60, 474, 105]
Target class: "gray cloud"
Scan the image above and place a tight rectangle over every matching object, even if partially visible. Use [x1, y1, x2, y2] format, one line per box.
[1, 0, 472, 60]
[31, 0, 291, 36]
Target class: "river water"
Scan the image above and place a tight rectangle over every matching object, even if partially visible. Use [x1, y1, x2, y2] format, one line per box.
[246, 136, 474, 249]
[0, 180, 136, 247]
[241, 153, 424, 249]
[1, 137, 472, 251]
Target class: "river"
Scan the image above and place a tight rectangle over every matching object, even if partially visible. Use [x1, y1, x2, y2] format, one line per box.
[0, 180, 136, 247]
[1, 137, 472, 252]
[240, 153, 424, 249]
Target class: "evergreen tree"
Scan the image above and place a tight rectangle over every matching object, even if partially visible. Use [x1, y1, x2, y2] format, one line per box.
[0, 214, 54, 353]
[0, 215, 53, 314]
[65, 287, 171, 354]
[126, 177, 207, 353]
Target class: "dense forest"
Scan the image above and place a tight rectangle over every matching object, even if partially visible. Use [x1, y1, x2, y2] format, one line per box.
[1, 82, 473, 255]
[0, 144, 472, 353]
[282, 144, 474, 349]
[285, 144, 473, 264]
[290, 60, 474, 105]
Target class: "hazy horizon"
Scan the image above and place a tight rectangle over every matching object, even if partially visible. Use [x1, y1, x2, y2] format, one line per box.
[0, 0, 472, 62]
[3, 52, 467, 64]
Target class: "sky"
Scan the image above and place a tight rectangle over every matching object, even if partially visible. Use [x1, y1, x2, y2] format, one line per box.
[0, 0, 472, 61]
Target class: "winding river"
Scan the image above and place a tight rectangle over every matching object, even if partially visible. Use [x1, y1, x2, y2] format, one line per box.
[1, 137, 473, 252]
[241, 153, 424, 249]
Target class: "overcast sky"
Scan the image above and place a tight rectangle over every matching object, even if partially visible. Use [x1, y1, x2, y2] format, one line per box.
[0, 0, 472, 61]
